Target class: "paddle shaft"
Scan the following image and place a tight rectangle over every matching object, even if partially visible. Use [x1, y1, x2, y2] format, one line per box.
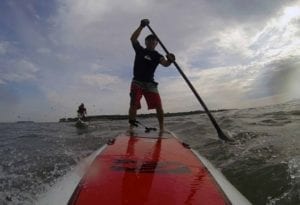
[146, 25, 230, 141]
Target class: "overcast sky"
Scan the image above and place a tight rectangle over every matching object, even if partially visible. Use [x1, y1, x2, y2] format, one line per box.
[0, 0, 299, 122]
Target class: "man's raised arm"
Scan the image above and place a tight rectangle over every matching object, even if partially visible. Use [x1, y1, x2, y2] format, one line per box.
[130, 19, 149, 43]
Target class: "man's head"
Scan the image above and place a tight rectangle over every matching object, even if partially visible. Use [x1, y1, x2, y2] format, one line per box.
[145, 34, 158, 50]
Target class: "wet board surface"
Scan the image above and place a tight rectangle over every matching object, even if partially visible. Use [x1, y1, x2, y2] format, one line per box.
[68, 131, 240, 205]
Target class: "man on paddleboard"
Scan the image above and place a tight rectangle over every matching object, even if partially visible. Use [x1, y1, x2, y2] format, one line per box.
[77, 103, 87, 120]
[128, 19, 175, 132]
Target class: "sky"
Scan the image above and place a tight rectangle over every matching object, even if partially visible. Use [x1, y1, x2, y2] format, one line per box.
[0, 0, 299, 122]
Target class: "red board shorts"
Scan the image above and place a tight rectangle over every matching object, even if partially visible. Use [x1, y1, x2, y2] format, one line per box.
[130, 80, 162, 110]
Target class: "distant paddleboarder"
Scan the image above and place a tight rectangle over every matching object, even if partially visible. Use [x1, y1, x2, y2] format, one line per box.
[128, 19, 175, 132]
[77, 103, 87, 120]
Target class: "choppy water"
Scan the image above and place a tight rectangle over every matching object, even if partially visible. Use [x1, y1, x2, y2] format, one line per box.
[0, 100, 299, 205]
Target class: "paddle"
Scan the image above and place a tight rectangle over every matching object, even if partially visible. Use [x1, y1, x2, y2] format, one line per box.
[146, 24, 232, 142]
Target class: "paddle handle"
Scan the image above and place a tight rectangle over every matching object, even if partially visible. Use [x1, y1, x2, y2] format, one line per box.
[146, 25, 230, 141]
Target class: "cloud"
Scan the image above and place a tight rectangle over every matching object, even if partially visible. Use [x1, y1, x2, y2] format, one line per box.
[170, 1, 300, 108]
[245, 57, 300, 99]
[0, 59, 39, 84]
[52, 0, 285, 70]
[0, 0, 300, 122]
[0, 41, 9, 55]
[36, 47, 51, 54]
[159, 56, 300, 111]
[158, 3, 300, 110]
[207, 0, 294, 22]
[0, 86, 18, 104]
[159, 64, 259, 110]
[81, 73, 123, 88]
[250, 7, 300, 61]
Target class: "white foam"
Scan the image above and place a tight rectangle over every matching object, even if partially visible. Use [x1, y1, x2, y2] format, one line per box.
[36, 145, 107, 205]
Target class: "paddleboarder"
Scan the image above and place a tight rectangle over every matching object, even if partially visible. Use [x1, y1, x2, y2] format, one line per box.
[128, 19, 175, 132]
[77, 103, 87, 120]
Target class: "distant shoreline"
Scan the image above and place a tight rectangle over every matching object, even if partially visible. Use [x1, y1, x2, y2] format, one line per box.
[16, 121, 35, 123]
[59, 109, 230, 122]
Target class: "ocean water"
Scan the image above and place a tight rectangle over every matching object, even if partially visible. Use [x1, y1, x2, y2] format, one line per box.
[0, 100, 299, 205]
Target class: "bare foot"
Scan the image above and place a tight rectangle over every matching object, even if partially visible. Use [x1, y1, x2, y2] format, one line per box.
[127, 126, 134, 134]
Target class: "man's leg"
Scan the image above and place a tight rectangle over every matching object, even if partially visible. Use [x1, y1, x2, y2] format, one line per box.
[128, 81, 143, 129]
[156, 107, 164, 132]
[128, 106, 137, 129]
[143, 83, 164, 132]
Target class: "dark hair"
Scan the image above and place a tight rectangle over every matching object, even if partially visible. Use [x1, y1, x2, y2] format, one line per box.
[145, 34, 157, 41]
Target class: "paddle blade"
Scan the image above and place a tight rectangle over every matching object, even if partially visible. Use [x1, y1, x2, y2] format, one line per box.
[218, 131, 234, 142]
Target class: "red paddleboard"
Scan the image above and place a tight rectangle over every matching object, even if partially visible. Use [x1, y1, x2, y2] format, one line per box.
[68, 130, 251, 205]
